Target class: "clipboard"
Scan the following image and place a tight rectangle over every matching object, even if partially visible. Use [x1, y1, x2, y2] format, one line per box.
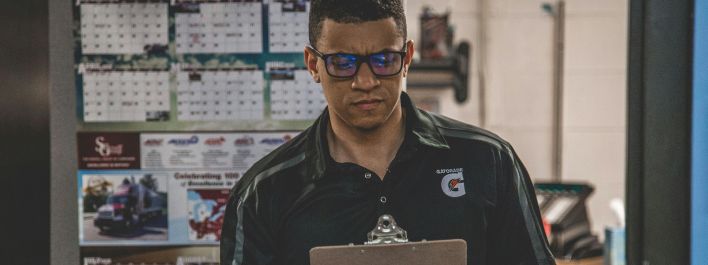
[310, 215, 467, 265]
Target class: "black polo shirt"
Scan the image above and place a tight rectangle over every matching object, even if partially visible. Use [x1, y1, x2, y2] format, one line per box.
[221, 92, 555, 265]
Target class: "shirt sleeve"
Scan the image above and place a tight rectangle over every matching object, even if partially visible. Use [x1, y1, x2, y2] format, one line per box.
[220, 184, 277, 265]
[486, 146, 556, 265]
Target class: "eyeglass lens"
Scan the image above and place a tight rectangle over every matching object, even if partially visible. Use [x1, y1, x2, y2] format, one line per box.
[325, 52, 403, 78]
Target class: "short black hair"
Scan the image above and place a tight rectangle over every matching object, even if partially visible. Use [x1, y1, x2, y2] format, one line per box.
[308, 0, 407, 48]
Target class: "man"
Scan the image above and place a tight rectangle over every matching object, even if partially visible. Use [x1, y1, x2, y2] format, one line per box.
[221, 0, 555, 264]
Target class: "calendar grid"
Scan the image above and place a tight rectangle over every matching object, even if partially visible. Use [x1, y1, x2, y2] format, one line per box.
[80, 3, 169, 54]
[77, 0, 169, 4]
[269, 68, 326, 120]
[268, 0, 309, 53]
[175, 2, 263, 54]
[76, 0, 323, 126]
[176, 67, 265, 121]
[82, 69, 171, 122]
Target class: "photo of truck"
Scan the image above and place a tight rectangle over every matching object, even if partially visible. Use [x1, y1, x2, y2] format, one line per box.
[94, 178, 165, 231]
[82, 174, 168, 241]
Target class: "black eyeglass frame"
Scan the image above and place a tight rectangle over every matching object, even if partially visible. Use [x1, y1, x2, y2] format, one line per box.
[306, 41, 409, 78]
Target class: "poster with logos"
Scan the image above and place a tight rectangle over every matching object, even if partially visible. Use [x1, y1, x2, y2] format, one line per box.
[73, 0, 327, 132]
[138, 132, 293, 170]
[77, 131, 296, 263]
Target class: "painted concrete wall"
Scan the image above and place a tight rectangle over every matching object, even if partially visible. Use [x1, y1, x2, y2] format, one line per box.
[405, 0, 628, 238]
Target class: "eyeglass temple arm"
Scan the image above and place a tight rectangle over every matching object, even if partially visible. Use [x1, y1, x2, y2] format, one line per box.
[306, 44, 325, 58]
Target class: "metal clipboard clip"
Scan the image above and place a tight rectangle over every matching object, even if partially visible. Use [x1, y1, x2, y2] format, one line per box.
[309, 214, 467, 265]
[365, 214, 409, 245]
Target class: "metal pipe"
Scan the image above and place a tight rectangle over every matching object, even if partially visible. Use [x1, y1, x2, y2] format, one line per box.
[553, 0, 565, 182]
[477, 0, 488, 128]
[544, 1, 565, 182]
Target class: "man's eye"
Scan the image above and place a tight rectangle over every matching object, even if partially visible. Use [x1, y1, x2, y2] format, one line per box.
[372, 54, 394, 66]
[332, 56, 356, 69]
[335, 62, 355, 69]
[373, 59, 391, 66]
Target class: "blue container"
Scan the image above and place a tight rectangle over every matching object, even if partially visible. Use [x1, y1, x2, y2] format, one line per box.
[604, 227, 626, 265]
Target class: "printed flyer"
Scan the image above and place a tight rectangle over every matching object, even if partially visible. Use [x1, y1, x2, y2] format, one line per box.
[79, 170, 241, 246]
[78, 131, 298, 263]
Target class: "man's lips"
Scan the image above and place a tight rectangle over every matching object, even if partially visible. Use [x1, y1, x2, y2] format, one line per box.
[353, 99, 383, 110]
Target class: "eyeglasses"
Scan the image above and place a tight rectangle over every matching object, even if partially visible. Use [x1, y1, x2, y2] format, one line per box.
[306, 43, 408, 78]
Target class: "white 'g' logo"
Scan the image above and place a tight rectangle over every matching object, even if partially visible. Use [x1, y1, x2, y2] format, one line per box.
[441, 172, 466, 198]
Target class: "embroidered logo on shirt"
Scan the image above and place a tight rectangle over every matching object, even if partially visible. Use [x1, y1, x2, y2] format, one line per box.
[438, 168, 465, 198]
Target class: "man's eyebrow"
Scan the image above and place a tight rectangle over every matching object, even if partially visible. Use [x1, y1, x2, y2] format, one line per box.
[374, 48, 401, 53]
[328, 48, 402, 56]
[330, 50, 355, 55]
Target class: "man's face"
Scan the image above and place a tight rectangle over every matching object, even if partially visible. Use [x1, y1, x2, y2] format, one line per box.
[305, 18, 414, 131]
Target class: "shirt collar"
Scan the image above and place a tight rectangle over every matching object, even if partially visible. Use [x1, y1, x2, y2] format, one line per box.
[301, 91, 449, 181]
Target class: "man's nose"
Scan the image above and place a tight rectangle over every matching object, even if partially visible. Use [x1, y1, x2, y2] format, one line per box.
[352, 62, 379, 91]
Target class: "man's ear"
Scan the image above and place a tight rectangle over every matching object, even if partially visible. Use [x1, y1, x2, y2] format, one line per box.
[402, 40, 415, 78]
[304, 47, 321, 83]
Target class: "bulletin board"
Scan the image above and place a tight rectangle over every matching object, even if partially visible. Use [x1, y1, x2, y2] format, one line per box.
[73, 0, 317, 263]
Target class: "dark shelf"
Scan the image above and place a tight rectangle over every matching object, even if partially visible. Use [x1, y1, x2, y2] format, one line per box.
[407, 42, 470, 103]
